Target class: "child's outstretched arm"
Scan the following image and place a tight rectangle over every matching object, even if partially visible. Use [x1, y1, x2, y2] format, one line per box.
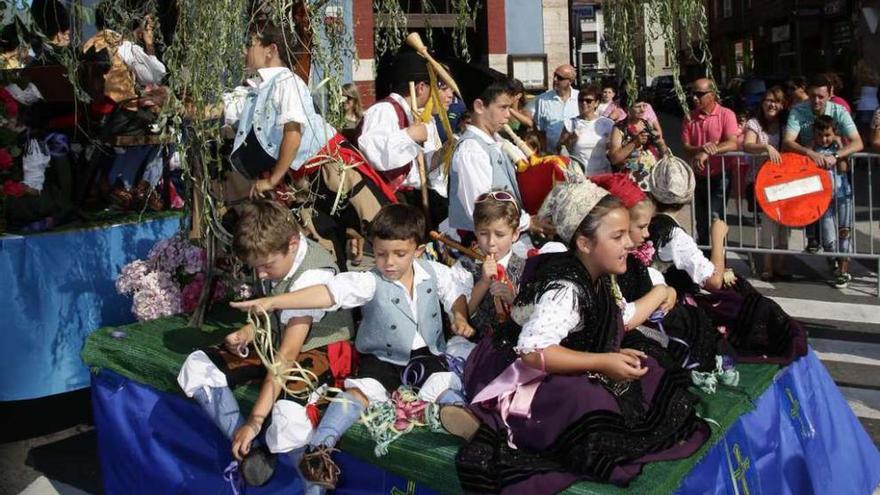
[230, 284, 336, 313]
[702, 219, 729, 291]
[624, 285, 671, 331]
[521, 346, 648, 381]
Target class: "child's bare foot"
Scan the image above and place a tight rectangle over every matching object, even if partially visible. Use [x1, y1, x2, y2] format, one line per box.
[440, 405, 480, 441]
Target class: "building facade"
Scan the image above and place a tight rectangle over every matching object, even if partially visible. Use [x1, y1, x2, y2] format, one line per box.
[703, 0, 867, 94]
[347, 0, 571, 105]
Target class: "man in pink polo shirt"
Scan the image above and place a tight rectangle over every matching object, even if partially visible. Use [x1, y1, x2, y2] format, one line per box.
[681, 78, 738, 243]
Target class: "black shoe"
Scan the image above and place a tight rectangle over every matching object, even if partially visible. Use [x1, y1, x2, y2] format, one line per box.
[805, 240, 820, 254]
[240, 445, 277, 487]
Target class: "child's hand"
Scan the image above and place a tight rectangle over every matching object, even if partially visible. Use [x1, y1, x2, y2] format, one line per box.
[451, 314, 475, 338]
[481, 254, 497, 282]
[765, 145, 782, 164]
[822, 154, 837, 169]
[230, 297, 274, 313]
[490, 281, 516, 305]
[250, 178, 275, 198]
[710, 218, 729, 240]
[660, 286, 677, 313]
[231, 422, 260, 461]
[598, 351, 649, 381]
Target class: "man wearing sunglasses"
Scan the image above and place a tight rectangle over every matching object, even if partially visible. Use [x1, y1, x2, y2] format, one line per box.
[681, 77, 739, 243]
[533, 64, 580, 152]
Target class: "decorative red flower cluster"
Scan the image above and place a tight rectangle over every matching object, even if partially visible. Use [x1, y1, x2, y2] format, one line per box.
[0, 87, 18, 119]
[3, 179, 25, 197]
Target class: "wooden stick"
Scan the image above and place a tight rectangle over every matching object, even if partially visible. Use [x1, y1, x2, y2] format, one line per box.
[429, 231, 484, 261]
[410, 81, 430, 215]
[406, 32, 462, 99]
[501, 124, 536, 158]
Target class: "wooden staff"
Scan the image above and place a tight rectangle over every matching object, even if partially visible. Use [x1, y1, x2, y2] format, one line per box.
[501, 124, 536, 158]
[405, 32, 462, 99]
[409, 81, 430, 215]
[429, 231, 484, 261]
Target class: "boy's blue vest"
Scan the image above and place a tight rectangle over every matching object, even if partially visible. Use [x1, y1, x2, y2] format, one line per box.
[232, 69, 336, 171]
[448, 127, 522, 231]
[356, 260, 446, 365]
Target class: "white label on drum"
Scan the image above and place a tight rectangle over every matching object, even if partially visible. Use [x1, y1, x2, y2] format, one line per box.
[764, 176, 824, 202]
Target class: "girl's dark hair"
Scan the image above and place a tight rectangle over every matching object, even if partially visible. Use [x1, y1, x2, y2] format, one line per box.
[249, 18, 292, 68]
[651, 197, 685, 213]
[368, 204, 425, 244]
[570, 195, 626, 249]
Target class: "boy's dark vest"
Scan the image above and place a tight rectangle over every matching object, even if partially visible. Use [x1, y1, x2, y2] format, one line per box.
[267, 238, 353, 351]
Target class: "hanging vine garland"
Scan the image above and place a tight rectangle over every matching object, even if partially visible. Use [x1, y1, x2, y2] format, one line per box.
[603, 0, 712, 113]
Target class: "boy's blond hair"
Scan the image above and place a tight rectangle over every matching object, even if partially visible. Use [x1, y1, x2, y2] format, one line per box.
[233, 200, 299, 260]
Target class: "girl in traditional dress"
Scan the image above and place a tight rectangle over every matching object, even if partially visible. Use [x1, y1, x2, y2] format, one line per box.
[440, 178, 709, 494]
[646, 156, 807, 365]
[592, 173, 719, 372]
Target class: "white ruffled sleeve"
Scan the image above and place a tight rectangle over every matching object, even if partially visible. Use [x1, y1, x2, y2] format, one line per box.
[660, 227, 716, 287]
[514, 282, 581, 354]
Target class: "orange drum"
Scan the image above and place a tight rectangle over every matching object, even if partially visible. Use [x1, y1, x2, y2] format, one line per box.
[755, 152, 832, 227]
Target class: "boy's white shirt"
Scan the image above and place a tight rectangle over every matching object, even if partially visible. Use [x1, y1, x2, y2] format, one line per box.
[276, 233, 336, 325]
[222, 67, 310, 129]
[449, 124, 531, 232]
[357, 93, 445, 192]
[324, 259, 466, 350]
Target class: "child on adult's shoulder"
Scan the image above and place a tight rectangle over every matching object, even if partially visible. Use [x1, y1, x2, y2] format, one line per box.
[177, 200, 353, 487]
[231, 203, 473, 490]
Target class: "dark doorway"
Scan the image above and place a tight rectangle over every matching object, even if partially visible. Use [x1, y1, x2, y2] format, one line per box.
[374, 0, 486, 100]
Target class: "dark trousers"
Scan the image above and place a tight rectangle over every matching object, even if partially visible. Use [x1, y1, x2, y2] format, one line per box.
[694, 173, 731, 245]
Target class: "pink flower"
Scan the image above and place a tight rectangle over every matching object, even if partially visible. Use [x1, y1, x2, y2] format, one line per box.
[0, 148, 12, 170]
[181, 273, 204, 313]
[631, 241, 656, 266]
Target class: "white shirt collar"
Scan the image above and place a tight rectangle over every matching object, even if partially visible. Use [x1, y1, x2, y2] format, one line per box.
[465, 124, 499, 145]
[276, 233, 309, 285]
[497, 251, 512, 268]
[389, 92, 416, 124]
[550, 88, 578, 103]
[390, 260, 430, 298]
[247, 66, 291, 88]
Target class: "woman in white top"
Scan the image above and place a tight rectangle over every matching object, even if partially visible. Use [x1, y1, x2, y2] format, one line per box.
[742, 86, 789, 281]
[557, 86, 615, 176]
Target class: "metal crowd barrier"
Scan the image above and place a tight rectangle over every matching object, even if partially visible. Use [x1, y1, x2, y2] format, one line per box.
[687, 151, 880, 296]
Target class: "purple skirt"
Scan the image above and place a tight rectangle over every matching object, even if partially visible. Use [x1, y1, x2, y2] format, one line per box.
[457, 336, 709, 494]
